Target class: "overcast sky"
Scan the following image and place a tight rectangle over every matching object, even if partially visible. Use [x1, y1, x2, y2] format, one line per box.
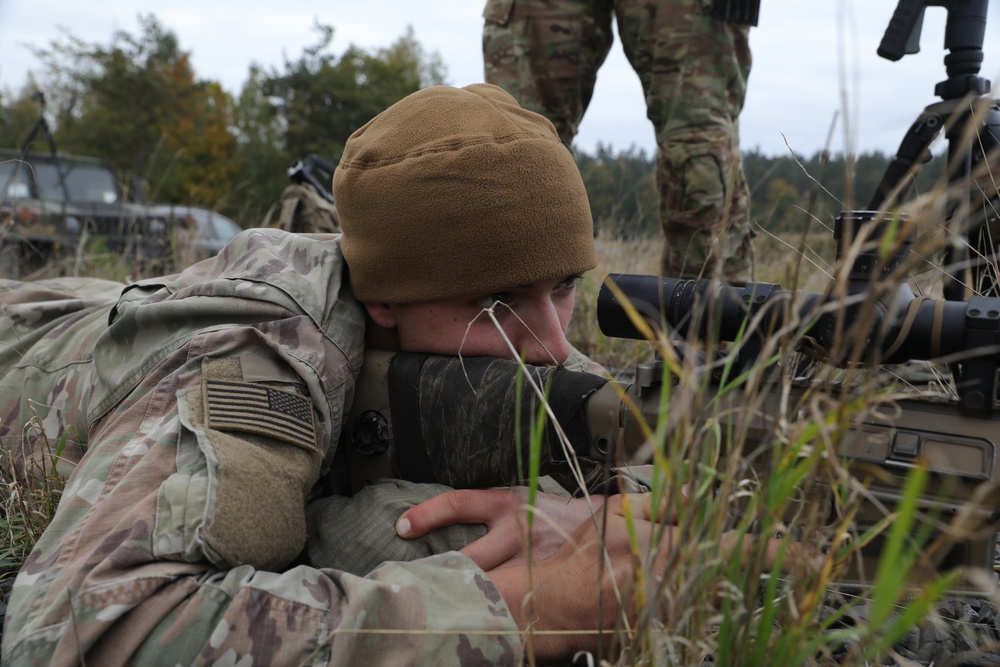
[1, 1, 997, 157]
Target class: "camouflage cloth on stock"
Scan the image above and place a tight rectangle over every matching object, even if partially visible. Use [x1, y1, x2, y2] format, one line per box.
[483, 0, 755, 281]
[302, 341, 608, 574]
[0, 230, 521, 666]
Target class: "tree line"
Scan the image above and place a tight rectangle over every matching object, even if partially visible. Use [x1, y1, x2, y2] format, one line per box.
[577, 144, 948, 239]
[0, 15, 945, 236]
[0, 16, 445, 226]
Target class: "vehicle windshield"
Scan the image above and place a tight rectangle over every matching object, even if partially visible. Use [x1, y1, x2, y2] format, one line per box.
[34, 161, 120, 203]
[148, 206, 243, 243]
[204, 212, 243, 243]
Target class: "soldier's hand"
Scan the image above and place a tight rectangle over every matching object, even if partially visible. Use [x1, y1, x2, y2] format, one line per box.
[396, 488, 606, 570]
[485, 492, 670, 660]
[482, 493, 824, 662]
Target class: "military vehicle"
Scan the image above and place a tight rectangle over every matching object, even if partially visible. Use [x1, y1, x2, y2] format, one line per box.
[0, 148, 173, 279]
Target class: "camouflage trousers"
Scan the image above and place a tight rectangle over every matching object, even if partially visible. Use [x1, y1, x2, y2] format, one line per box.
[483, 0, 755, 281]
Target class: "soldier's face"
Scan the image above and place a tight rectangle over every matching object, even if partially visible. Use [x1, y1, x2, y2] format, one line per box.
[366, 275, 581, 365]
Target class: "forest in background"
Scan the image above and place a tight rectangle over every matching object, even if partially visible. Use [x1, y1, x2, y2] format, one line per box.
[0, 15, 947, 238]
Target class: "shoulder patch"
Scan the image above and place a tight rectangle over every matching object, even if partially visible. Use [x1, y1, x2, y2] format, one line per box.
[205, 380, 319, 452]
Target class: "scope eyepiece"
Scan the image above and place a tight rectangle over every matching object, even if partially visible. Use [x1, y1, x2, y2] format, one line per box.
[596, 274, 706, 341]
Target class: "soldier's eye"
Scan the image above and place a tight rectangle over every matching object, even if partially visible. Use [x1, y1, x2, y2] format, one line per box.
[475, 293, 510, 310]
[558, 275, 583, 291]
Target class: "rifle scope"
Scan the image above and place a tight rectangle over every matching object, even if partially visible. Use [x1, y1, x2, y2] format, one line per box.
[596, 211, 1000, 417]
[597, 272, 969, 363]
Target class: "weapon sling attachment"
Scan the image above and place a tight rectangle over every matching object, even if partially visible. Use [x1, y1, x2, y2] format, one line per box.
[386, 353, 437, 484]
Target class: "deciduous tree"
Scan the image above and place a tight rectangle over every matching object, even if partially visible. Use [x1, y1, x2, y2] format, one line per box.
[29, 15, 236, 206]
[260, 23, 446, 164]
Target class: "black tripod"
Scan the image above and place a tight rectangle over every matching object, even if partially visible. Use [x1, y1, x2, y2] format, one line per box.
[867, 0, 1000, 300]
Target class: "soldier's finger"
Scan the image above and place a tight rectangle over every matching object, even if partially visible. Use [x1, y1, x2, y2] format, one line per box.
[459, 530, 524, 571]
[396, 488, 520, 539]
[720, 532, 827, 574]
[604, 488, 687, 524]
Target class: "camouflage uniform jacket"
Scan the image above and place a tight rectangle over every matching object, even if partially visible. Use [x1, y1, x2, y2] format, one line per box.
[0, 229, 520, 666]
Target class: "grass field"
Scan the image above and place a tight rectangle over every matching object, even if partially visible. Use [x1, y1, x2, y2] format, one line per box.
[3, 217, 1000, 664]
[562, 219, 1000, 664]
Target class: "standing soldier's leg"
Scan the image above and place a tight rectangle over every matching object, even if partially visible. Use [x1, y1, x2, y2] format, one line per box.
[617, 0, 754, 281]
[483, 0, 615, 147]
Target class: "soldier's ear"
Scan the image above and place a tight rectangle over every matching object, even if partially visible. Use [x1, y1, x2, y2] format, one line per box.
[363, 302, 397, 330]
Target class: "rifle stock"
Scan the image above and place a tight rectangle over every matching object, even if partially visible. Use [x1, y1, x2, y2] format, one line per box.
[337, 346, 1000, 593]
[617, 361, 1000, 592]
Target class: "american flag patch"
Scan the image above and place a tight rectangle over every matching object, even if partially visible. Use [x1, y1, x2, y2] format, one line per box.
[205, 380, 318, 451]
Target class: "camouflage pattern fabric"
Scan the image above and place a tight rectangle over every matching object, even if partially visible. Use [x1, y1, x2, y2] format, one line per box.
[0, 229, 520, 666]
[306, 477, 573, 576]
[564, 343, 608, 375]
[307, 480, 491, 575]
[483, 0, 755, 282]
[0, 277, 123, 482]
[264, 183, 342, 235]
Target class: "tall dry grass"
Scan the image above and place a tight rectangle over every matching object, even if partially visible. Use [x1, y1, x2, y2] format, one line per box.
[557, 152, 1000, 663]
[1, 425, 66, 593]
[1, 128, 997, 663]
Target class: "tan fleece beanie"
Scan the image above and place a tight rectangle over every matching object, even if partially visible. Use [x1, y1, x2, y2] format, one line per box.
[334, 83, 597, 303]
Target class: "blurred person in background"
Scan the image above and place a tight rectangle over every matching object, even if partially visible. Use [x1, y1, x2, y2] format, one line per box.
[483, 0, 759, 282]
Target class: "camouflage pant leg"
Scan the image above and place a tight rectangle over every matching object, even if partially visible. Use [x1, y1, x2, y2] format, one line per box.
[616, 0, 754, 281]
[483, 0, 615, 146]
[655, 126, 753, 281]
